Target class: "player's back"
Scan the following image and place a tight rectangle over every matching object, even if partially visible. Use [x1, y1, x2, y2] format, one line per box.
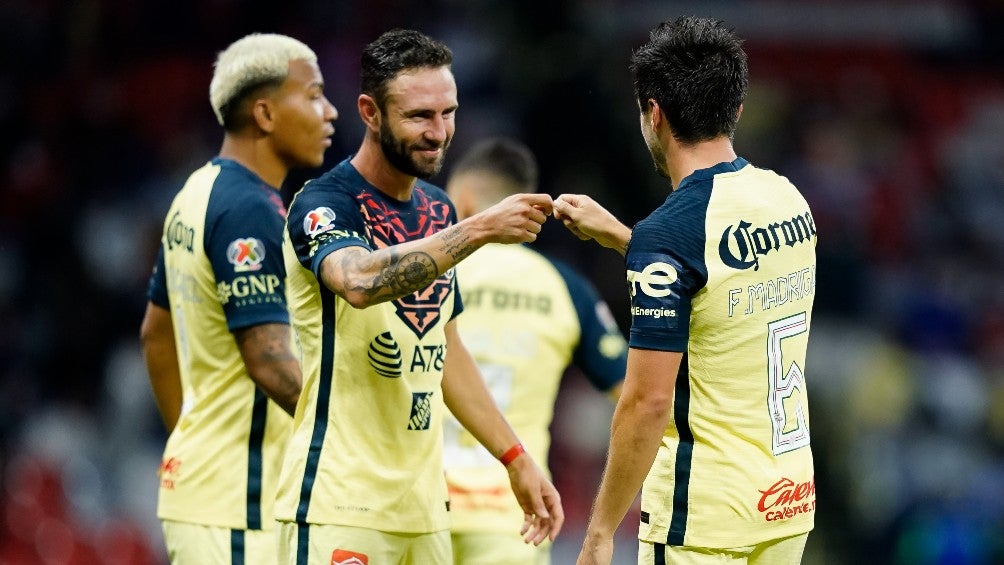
[631, 159, 816, 548]
[445, 242, 626, 532]
[156, 158, 292, 530]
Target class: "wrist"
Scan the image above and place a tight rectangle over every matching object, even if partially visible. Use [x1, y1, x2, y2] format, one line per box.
[499, 442, 526, 467]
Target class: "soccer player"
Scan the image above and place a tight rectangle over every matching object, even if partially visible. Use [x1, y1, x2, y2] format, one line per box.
[139, 33, 338, 564]
[443, 137, 628, 565]
[274, 29, 563, 564]
[554, 17, 818, 565]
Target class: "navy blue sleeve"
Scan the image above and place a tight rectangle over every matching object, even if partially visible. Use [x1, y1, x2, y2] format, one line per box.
[626, 190, 709, 352]
[146, 245, 169, 308]
[286, 179, 371, 280]
[552, 260, 627, 392]
[205, 185, 289, 332]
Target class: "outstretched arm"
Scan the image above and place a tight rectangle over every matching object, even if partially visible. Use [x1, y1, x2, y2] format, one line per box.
[320, 193, 553, 308]
[441, 319, 564, 545]
[140, 302, 183, 433]
[553, 194, 632, 255]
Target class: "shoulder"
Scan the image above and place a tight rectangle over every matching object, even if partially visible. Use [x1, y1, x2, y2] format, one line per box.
[289, 159, 363, 215]
[206, 161, 284, 220]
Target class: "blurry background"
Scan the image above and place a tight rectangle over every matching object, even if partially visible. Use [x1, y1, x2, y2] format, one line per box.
[1, 0, 1003, 563]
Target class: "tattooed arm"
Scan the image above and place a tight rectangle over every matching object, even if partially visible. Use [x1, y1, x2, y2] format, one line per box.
[319, 192, 554, 308]
[235, 322, 302, 416]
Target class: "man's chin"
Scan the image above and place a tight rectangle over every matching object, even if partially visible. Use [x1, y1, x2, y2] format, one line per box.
[413, 157, 444, 179]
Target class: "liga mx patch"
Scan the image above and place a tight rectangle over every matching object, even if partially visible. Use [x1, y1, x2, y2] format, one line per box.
[407, 391, 433, 430]
[331, 549, 368, 565]
[304, 206, 336, 237]
[227, 237, 264, 272]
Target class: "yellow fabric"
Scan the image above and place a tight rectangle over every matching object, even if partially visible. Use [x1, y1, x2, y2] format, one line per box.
[156, 161, 291, 529]
[637, 164, 816, 547]
[443, 244, 580, 533]
[277, 521, 451, 565]
[639, 532, 809, 565]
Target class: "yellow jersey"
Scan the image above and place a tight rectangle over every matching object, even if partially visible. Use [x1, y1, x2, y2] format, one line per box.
[627, 158, 817, 548]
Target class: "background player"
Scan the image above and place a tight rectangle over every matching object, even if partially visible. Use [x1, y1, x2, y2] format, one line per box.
[139, 33, 337, 564]
[443, 136, 628, 565]
[554, 17, 818, 565]
[274, 29, 562, 564]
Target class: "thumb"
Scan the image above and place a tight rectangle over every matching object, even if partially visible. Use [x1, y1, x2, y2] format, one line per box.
[552, 197, 574, 219]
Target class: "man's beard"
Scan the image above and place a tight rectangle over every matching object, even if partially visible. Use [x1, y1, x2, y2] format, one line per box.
[646, 137, 670, 180]
[379, 120, 449, 180]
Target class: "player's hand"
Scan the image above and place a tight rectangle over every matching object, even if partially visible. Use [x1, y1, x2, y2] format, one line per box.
[506, 453, 564, 545]
[552, 194, 631, 254]
[576, 530, 614, 565]
[477, 193, 553, 244]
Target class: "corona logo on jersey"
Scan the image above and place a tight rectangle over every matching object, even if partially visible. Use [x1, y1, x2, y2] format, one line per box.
[756, 476, 816, 523]
[304, 206, 336, 237]
[166, 210, 195, 252]
[718, 211, 816, 271]
[331, 549, 368, 565]
[407, 391, 434, 430]
[226, 237, 265, 272]
[368, 332, 402, 378]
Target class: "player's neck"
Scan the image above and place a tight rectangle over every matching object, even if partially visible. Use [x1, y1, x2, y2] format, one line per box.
[218, 134, 287, 189]
[350, 138, 416, 202]
[666, 136, 736, 190]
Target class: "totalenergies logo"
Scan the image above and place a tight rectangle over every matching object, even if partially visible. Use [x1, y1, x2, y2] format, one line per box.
[304, 207, 336, 237]
[626, 261, 678, 298]
[757, 476, 815, 522]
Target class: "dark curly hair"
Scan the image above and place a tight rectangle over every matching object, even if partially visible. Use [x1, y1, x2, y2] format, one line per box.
[630, 16, 749, 144]
[360, 28, 453, 110]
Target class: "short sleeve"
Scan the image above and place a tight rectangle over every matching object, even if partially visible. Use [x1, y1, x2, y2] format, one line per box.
[205, 187, 289, 332]
[553, 261, 627, 391]
[626, 195, 709, 352]
[286, 180, 371, 280]
[146, 245, 169, 308]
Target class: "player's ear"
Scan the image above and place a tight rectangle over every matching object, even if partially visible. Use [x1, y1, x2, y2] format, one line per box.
[736, 103, 744, 122]
[647, 99, 662, 130]
[251, 98, 276, 133]
[357, 94, 381, 133]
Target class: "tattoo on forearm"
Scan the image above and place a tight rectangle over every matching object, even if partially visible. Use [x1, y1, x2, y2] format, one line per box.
[340, 247, 439, 299]
[439, 225, 477, 262]
[380, 251, 437, 294]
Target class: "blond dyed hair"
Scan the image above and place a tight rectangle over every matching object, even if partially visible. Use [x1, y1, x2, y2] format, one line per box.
[209, 33, 317, 126]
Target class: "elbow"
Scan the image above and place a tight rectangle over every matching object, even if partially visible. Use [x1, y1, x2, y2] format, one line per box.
[339, 286, 391, 309]
[324, 273, 378, 309]
[341, 291, 374, 309]
[139, 314, 158, 348]
[620, 389, 674, 419]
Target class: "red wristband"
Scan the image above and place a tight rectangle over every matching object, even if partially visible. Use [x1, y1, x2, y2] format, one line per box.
[499, 443, 525, 467]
